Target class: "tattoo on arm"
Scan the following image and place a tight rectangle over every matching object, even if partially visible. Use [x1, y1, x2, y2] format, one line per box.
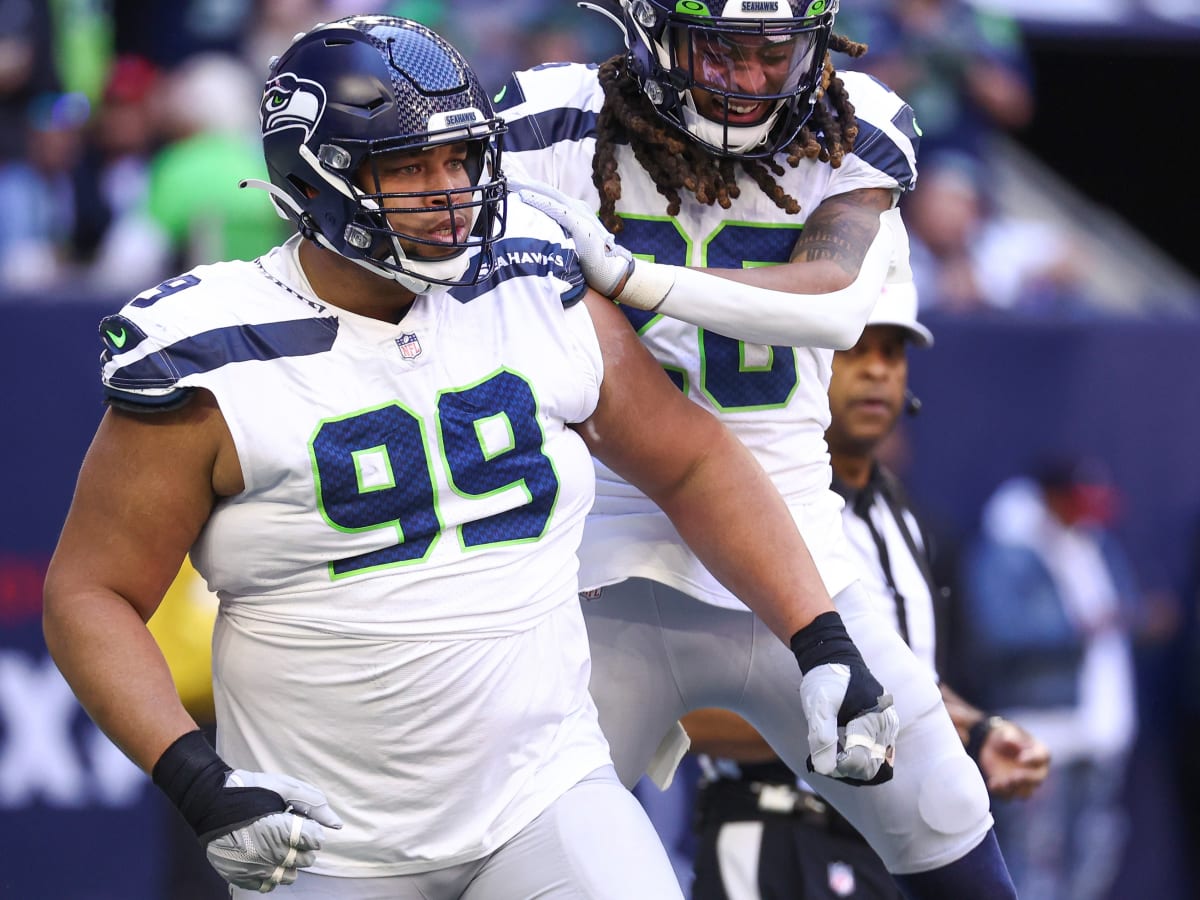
[789, 191, 890, 276]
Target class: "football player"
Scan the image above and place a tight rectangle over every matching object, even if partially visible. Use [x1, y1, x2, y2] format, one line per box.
[499, 0, 1016, 895]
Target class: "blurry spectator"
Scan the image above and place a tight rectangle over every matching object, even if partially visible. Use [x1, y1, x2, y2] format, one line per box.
[421, 1, 529, 91]
[837, 0, 1033, 165]
[903, 153, 1094, 314]
[325, 0, 619, 93]
[243, 0, 334, 75]
[91, 52, 287, 291]
[45, 0, 114, 103]
[0, 0, 61, 163]
[0, 91, 90, 290]
[112, 0, 254, 68]
[962, 458, 1140, 900]
[75, 55, 162, 284]
[504, 1, 624, 82]
[176, 0, 614, 94]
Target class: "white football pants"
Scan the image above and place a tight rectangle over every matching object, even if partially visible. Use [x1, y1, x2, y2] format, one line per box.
[229, 765, 683, 899]
[581, 578, 993, 875]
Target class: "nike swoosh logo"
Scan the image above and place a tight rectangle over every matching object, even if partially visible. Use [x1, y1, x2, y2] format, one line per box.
[106, 328, 127, 348]
[493, 85, 507, 104]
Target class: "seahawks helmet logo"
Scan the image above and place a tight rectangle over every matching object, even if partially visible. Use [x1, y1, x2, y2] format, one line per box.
[261, 73, 326, 140]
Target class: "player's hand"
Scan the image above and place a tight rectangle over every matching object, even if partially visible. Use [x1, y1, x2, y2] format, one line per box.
[511, 178, 634, 298]
[791, 612, 899, 785]
[978, 719, 1051, 800]
[152, 731, 343, 893]
[206, 770, 343, 892]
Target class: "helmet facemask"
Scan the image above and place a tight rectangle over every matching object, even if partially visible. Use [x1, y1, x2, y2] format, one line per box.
[329, 125, 507, 292]
[621, 0, 837, 158]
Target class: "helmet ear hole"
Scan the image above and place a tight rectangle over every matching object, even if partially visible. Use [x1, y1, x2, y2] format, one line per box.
[287, 174, 319, 201]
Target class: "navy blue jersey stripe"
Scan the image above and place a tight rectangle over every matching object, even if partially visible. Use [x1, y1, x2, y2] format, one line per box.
[891, 104, 921, 162]
[851, 117, 917, 191]
[505, 106, 598, 152]
[491, 73, 527, 112]
[105, 317, 339, 390]
[560, 280, 587, 309]
[451, 236, 585, 306]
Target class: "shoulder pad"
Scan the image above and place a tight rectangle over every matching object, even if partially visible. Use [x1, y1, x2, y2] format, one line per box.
[99, 262, 339, 404]
[495, 64, 603, 152]
[836, 71, 920, 192]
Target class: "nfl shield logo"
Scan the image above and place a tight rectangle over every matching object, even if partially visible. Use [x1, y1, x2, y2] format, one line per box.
[396, 332, 422, 360]
[828, 861, 856, 897]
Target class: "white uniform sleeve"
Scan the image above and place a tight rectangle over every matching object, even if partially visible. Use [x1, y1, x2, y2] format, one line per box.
[621, 208, 905, 349]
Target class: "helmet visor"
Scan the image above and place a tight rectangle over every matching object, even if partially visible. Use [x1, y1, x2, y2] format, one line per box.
[673, 17, 826, 126]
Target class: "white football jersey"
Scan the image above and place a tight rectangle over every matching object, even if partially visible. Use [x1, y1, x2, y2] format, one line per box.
[98, 201, 616, 874]
[497, 63, 919, 608]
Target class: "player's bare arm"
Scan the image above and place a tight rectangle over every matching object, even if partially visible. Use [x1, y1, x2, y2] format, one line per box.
[787, 187, 895, 278]
[573, 289, 834, 642]
[575, 289, 898, 785]
[43, 391, 237, 771]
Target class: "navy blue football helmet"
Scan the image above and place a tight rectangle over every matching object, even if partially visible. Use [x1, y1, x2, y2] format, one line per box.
[593, 0, 838, 158]
[255, 16, 507, 292]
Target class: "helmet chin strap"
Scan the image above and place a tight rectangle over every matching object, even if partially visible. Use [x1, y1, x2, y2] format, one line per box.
[359, 195, 473, 295]
[680, 100, 780, 154]
[391, 243, 471, 294]
[349, 251, 436, 295]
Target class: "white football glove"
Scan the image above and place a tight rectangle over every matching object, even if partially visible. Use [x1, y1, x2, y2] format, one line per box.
[512, 178, 675, 307]
[799, 663, 899, 783]
[792, 612, 900, 785]
[206, 770, 343, 893]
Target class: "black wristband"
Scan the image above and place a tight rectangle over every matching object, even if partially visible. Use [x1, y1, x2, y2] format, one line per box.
[789, 611, 860, 674]
[965, 715, 1003, 763]
[152, 730, 285, 842]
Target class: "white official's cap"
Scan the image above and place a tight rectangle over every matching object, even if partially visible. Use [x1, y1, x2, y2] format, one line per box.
[866, 281, 933, 348]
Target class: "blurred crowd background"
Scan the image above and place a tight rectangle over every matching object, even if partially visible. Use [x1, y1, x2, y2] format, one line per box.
[2, 0, 1198, 310]
[2, 1, 1200, 898]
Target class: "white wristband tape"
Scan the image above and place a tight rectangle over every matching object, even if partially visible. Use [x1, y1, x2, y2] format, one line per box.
[628, 209, 897, 349]
[613, 259, 677, 310]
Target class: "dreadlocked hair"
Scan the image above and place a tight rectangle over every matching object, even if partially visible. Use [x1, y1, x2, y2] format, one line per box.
[592, 32, 867, 233]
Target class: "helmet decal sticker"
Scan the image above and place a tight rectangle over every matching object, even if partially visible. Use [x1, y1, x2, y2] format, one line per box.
[261, 73, 327, 141]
